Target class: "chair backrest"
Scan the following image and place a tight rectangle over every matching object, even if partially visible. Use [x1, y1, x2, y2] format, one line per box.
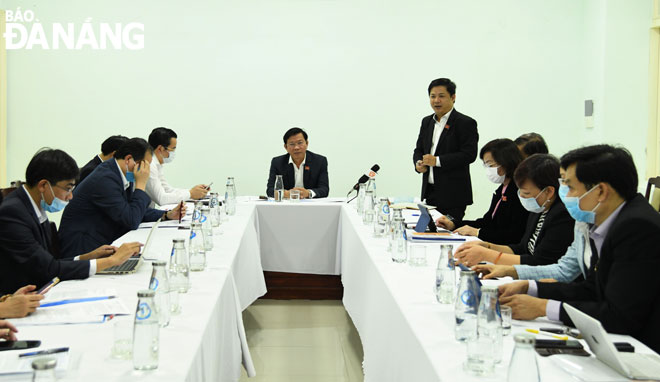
[645, 177, 660, 211]
[0, 187, 18, 198]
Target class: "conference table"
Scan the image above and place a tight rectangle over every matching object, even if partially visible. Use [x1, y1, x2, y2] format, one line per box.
[2, 197, 655, 381]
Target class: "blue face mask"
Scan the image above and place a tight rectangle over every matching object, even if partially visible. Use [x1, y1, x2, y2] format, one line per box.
[517, 187, 548, 213]
[40, 183, 69, 213]
[126, 162, 135, 183]
[559, 184, 600, 224]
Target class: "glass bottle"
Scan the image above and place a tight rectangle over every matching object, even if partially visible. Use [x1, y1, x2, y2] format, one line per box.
[455, 270, 480, 341]
[507, 334, 540, 382]
[209, 192, 221, 228]
[477, 285, 503, 363]
[224, 177, 236, 216]
[356, 183, 366, 213]
[362, 190, 376, 224]
[149, 261, 171, 328]
[189, 223, 206, 271]
[274, 175, 284, 202]
[435, 244, 455, 304]
[391, 217, 407, 263]
[191, 200, 203, 224]
[373, 197, 389, 237]
[133, 290, 159, 370]
[31, 358, 57, 382]
[169, 238, 190, 292]
[200, 206, 214, 251]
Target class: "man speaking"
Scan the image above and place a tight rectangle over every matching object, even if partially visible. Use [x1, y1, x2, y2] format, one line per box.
[266, 127, 329, 199]
[413, 78, 479, 221]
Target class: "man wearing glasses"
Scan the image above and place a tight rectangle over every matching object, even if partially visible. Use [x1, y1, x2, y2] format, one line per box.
[145, 127, 209, 207]
[0, 149, 141, 294]
[266, 127, 329, 199]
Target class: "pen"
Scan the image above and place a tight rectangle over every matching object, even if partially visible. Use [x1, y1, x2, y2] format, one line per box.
[525, 328, 569, 341]
[19, 347, 69, 358]
[40, 296, 115, 308]
[205, 182, 213, 190]
[178, 201, 184, 224]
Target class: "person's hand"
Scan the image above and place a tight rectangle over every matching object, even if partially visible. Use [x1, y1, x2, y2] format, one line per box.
[498, 280, 529, 298]
[454, 244, 493, 267]
[85, 245, 116, 260]
[435, 216, 455, 230]
[282, 190, 291, 200]
[0, 320, 18, 341]
[13, 285, 37, 296]
[472, 264, 518, 279]
[0, 294, 43, 318]
[292, 187, 310, 199]
[500, 295, 548, 320]
[109, 242, 142, 267]
[134, 160, 151, 190]
[454, 225, 479, 236]
[422, 154, 437, 167]
[166, 202, 187, 221]
[415, 160, 428, 173]
[190, 185, 208, 199]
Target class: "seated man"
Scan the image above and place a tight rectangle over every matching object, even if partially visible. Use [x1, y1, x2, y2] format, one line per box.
[266, 127, 329, 199]
[59, 138, 185, 257]
[79, 135, 129, 183]
[0, 149, 141, 294]
[0, 285, 44, 318]
[498, 145, 660, 353]
[145, 127, 208, 207]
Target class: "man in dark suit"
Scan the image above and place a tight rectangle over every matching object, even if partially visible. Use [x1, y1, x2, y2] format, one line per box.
[79, 135, 129, 183]
[413, 78, 479, 221]
[0, 149, 140, 294]
[59, 138, 185, 258]
[266, 127, 329, 199]
[498, 145, 660, 353]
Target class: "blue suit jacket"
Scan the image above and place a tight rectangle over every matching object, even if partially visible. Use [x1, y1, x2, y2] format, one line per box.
[59, 160, 164, 257]
[0, 188, 90, 294]
[266, 150, 329, 198]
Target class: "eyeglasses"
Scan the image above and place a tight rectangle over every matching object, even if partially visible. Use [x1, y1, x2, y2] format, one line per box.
[287, 141, 306, 148]
[53, 184, 75, 195]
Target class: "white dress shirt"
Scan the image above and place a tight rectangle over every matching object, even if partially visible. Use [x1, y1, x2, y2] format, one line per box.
[288, 155, 316, 198]
[145, 160, 191, 208]
[428, 109, 452, 184]
[22, 186, 96, 276]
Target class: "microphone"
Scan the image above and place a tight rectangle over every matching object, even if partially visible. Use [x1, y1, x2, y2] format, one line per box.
[349, 164, 380, 193]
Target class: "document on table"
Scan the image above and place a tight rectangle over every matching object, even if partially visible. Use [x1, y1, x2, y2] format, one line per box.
[0, 350, 69, 375]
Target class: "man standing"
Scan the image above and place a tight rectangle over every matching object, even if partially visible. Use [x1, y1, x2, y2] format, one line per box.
[145, 127, 208, 207]
[266, 127, 329, 199]
[413, 78, 479, 221]
[79, 135, 129, 183]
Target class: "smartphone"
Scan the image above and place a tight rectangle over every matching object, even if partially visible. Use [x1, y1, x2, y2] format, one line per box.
[0, 341, 41, 351]
[37, 277, 60, 295]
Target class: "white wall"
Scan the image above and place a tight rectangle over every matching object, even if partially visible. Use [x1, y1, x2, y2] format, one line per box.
[1, 0, 652, 219]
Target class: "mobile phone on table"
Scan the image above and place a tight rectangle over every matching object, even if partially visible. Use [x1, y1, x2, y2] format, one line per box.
[0, 341, 41, 351]
[37, 277, 60, 295]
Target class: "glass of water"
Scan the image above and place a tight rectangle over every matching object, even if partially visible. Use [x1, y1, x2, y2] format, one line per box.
[408, 244, 427, 267]
[500, 306, 512, 336]
[112, 320, 133, 359]
[290, 189, 301, 202]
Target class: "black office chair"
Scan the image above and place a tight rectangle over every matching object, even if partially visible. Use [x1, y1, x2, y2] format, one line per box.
[644, 177, 660, 211]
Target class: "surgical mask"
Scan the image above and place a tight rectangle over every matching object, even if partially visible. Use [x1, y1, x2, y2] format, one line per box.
[126, 163, 135, 183]
[517, 187, 548, 213]
[40, 183, 69, 213]
[559, 184, 600, 224]
[485, 165, 505, 184]
[163, 150, 175, 164]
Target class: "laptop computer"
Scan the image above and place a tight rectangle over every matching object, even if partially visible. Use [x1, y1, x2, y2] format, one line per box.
[564, 303, 660, 380]
[98, 219, 161, 275]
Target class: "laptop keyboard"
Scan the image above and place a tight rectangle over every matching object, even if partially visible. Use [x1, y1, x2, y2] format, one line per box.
[620, 352, 660, 379]
[103, 260, 138, 273]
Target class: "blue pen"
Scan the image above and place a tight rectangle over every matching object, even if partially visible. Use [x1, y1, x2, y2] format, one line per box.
[19, 347, 69, 358]
[40, 296, 115, 308]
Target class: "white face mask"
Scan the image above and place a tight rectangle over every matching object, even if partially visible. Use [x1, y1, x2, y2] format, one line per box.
[485, 165, 505, 184]
[163, 150, 175, 164]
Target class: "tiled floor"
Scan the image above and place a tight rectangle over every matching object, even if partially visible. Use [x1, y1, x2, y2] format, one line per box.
[239, 300, 365, 382]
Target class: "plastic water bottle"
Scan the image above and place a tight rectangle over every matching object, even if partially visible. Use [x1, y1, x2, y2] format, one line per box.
[169, 238, 190, 293]
[435, 244, 455, 304]
[209, 192, 221, 228]
[373, 198, 389, 237]
[455, 270, 480, 341]
[274, 175, 284, 202]
[362, 190, 376, 224]
[133, 290, 159, 370]
[507, 334, 540, 382]
[224, 177, 236, 216]
[149, 261, 171, 328]
[189, 223, 206, 271]
[200, 206, 213, 251]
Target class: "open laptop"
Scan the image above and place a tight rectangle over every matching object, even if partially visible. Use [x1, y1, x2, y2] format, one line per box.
[564, 303, 660, 380]
[98, 218, 161, 275]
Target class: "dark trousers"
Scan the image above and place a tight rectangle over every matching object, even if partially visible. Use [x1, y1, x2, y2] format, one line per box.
[424, 183, 466, 221]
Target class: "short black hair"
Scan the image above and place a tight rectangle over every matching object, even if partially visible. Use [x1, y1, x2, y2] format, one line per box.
[514, 133, 549, 157]
[427, 78, 456, 96]
[283, 127, 308, 144]
[479, 138, 524, 179]
[514, 154, 560, 191]
[114, 138, 153, 162]
[25, 148, 79, 187]
[148, 127, 178, 150]
[560, 144, 638, 200]
[101, 135, 129, 156]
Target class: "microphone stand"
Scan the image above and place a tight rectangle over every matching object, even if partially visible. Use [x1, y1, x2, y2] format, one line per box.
[346, 188, 358, 203]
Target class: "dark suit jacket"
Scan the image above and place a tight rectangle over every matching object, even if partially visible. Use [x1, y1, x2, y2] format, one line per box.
[509, 198, 574, 266]
[459, 181, 529, 244]
[58, 160, 164, 257]
[79, 155, 102, 184]
[413, 109, 479, 209]
[0, 188, 90, 294]
[537, 194, 660, 353]
[266, 151, 329, 198]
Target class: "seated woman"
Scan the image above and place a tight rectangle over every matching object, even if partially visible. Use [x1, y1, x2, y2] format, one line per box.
[453, 154, 574, 267]
[0, 285, 44, 319]
[436, 138, 528, 244]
